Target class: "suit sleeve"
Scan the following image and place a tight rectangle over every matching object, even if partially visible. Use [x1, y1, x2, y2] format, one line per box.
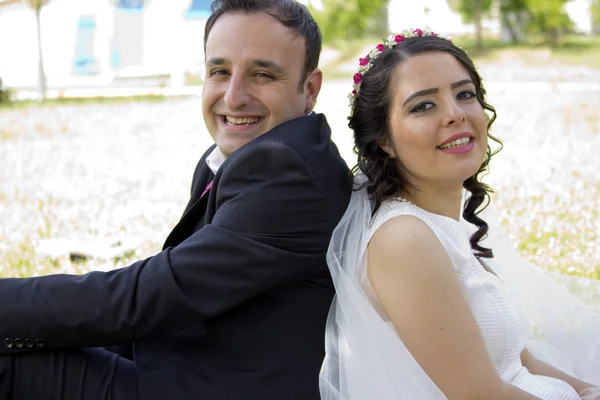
[0, 141, 329, 353]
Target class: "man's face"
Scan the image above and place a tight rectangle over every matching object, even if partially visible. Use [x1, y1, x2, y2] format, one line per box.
[202, 12, 322, 158]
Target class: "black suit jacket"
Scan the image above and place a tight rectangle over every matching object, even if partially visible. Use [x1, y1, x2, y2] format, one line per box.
[0, 113, 351, 400]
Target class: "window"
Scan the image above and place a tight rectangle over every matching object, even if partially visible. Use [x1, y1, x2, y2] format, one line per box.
[185, 0, 212, 19]
[112, 10, 144, 69]
[116, 0, 144, 11]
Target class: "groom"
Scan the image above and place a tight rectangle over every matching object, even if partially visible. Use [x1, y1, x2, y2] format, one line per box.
[0, 1, 350, 399]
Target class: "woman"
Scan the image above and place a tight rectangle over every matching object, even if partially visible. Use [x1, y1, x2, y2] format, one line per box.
[320, 29, 600, 399]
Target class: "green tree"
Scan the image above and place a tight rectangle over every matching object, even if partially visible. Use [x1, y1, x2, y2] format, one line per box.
[26, 0, 50, 102]
[310, 0, 389, 42]
[592, 0, 600, 31]
[457, 0, 494, 51]
[526, 0, 573, 46]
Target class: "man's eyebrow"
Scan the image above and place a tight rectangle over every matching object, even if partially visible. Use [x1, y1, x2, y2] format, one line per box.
[402, 79, 475, 106]
[206, 57, 226, 67]
[253, 59, 285, 74]
[204, 58, 286, 75]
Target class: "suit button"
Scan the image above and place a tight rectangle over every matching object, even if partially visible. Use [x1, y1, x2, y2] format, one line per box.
[14, 338, 23, 348]
[34, 339, 44, 348]
[24, 338, 34, 348]
[3, 338, 14, 349]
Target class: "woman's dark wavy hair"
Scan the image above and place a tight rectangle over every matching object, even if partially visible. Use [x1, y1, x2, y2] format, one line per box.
[351, 36, 502, 258]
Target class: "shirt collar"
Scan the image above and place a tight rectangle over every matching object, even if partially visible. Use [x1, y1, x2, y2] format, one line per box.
[206, 147, 226, 175]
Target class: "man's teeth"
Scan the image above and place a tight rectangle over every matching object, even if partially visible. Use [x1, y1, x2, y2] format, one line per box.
[439, 137, 471, 149]
[225, 116, 260, 125]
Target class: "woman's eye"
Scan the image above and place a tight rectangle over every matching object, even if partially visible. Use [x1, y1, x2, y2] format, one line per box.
[457, 90, 476, 100]
[411, 102, 434, 113]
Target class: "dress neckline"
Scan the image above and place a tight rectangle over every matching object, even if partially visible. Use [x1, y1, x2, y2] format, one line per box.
[385, 197, 465, 229]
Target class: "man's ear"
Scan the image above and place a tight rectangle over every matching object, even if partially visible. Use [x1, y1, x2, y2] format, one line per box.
[303, 68, 322, 114]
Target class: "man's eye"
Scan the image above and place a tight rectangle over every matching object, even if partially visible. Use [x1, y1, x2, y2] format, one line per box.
[255, 72, 274, 79]
[209, 69, 228, 76]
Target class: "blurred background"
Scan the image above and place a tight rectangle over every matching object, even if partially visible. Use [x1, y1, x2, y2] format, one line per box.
[0, 0, 598, 283]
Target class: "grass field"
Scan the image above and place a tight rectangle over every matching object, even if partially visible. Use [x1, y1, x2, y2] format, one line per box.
[0, 37, 599, 280]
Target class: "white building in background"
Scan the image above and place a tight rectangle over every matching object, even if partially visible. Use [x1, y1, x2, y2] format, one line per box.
[0, 0, 595, 93]
[0, 0, 212, 91]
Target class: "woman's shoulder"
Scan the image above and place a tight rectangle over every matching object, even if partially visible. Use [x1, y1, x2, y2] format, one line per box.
[367, 207, 455, 282]
[368, 199, 473, 265]
[368, 201, 442, 255]
[368, 199, 439, 240]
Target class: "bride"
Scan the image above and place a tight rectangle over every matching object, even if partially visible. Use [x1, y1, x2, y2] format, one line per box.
[320, 28, 600, 399]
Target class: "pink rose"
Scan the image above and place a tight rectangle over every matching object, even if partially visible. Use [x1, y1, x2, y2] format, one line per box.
[353, 73, 362, 85]
[395, 35, 404, 43]
[359, 57, 369, 66]
[376, 44, 385, 51]
[414, 28, 423, 36]
[431, 32, 437, 37]
[352, 90, 357, 95]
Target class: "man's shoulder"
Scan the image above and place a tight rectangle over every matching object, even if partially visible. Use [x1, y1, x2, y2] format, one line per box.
[223, 114, 325, 162]
[221, 113, 349, 188]
[257, 113, 329, 150]
[225, 140, 308, 175]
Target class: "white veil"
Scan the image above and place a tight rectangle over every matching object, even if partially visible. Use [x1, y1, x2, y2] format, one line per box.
[320, 177, 600, 399]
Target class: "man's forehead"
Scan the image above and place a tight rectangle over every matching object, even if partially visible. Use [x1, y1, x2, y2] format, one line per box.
[205, 12, 305, 54]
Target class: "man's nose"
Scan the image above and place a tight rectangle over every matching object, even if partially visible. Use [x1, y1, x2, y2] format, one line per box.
[223, 74, 252, 110]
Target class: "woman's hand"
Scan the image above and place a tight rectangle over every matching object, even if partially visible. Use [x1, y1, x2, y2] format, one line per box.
[521, 349, 598, 399]
[580, 388, 600, 400]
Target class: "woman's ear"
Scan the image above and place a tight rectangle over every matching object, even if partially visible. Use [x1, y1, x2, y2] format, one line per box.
[379, 139, 396, 159]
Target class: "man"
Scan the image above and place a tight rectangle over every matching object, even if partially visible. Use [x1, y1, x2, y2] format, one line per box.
[0, 1, 351, 399]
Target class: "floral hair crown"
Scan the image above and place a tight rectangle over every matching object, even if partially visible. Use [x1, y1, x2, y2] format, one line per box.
[348, 28, 452, 109]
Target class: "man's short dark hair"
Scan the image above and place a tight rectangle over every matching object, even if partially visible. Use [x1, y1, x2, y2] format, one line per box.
[204, 0, 322, 89]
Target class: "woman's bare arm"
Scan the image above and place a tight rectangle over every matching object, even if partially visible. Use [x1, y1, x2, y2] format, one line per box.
[368, 215, 540, 400]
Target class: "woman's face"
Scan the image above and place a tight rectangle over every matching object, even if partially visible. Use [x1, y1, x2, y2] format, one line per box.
[383, 51, 489, 192]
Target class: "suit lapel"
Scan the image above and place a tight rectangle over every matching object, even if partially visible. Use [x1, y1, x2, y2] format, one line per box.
[163, 161, 214, 249]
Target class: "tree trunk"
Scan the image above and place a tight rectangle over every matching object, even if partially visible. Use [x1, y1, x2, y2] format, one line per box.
[501, 14, 519, 44]
[35, 5, 47, 102]
[377, 1, 389, 36]
[549, 27, 560, 47]
[474, 0, 483, 51]
[367, 0, 389, 38]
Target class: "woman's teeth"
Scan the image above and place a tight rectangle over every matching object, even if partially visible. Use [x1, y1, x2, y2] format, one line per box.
[439, 137, 471, 149]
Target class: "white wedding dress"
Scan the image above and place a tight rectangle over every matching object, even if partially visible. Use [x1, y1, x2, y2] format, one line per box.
[320, 184, 600, 400]
[366, 199, 579, 399]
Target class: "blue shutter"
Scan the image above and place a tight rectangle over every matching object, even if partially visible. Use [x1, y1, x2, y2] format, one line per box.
[116, 0, 144, 11]
[74, 16, 97, 75]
